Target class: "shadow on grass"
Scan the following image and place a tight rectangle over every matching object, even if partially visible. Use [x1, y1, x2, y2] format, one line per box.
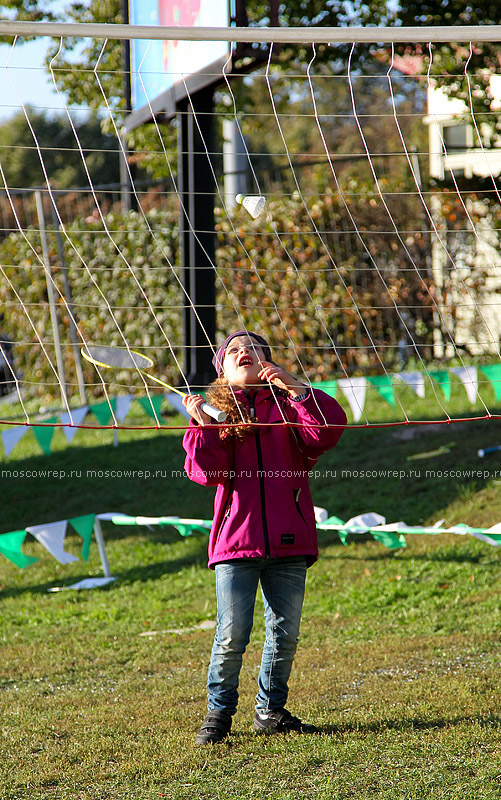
[319, 711, 500, 735]
[226, 713, 500, 744]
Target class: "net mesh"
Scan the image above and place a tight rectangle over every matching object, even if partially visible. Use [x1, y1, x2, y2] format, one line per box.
[1, 25, 501, 438]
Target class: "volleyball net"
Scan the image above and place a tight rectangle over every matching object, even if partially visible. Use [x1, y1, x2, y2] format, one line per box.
[1, 22, 501, 434]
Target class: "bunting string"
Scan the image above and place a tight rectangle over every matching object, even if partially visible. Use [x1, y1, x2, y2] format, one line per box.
[0, 509, 499, 575]
[1, 363, 501, 457]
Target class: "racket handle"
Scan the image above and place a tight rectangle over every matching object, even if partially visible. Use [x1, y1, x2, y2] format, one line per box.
[201, 402, 227, 423]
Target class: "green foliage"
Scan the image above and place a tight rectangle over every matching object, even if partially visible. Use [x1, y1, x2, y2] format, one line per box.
[216, 192, 433, 378]
[45, 0, 123, 117]
[0, 108, 120, 189]
[0, 187, 437, 403]
[0, 206, 181, 403]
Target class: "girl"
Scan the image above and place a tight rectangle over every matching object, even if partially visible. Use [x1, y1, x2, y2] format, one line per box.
[182, 331, 347, 744]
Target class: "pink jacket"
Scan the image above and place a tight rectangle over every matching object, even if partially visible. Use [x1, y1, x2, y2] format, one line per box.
[183, 388, 347, 568]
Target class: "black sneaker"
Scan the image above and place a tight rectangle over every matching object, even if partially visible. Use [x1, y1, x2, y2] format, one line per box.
[195, 710, 233, 745]
[254, 708, 319, 735]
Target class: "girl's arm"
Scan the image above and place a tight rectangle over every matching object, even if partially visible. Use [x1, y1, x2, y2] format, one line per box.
[288, 389, 347, 453]
[182, 398, 232, 486]
[258, 362, 346, 453]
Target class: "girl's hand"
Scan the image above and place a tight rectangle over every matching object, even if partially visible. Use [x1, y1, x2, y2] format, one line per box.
[183, 394, 212, 425]
[258, 361, 307, 397]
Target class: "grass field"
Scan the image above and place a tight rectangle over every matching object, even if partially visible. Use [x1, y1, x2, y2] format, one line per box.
[0, 397, 500, 799]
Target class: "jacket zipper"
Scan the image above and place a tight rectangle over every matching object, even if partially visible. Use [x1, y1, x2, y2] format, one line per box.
[249, 394, 270, 558]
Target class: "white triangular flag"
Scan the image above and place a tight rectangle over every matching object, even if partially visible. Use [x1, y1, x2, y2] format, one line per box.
[314, 506, 329, 523]
[1, 426, 27, 457]
[115, 395, 132, 422]
[60, 406, 89, 443]
[236, 193, 266, 219]
[338, 377, 367, 422]
[48, 577, 116, 591]
[395, 371, 425, 398]
[27, 520, 79, 564]
[96, 512, 127, 522]
[486, 522, 501, 534]
[468, 530, 501, 546]
[450, 366, 478, 404]
[344, 511, 386, 532]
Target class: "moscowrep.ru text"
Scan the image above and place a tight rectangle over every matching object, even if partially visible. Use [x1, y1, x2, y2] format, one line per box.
[2, 468, 500, 481]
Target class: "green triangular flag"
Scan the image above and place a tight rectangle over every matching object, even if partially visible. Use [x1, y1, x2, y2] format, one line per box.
[429, 371, 451, 401]
[69, 514, 95, 562]
[337, 529, 350, 546]
[137, 395, 164, 421]
[89, 399, 117, 426]
[479, 364, 501, 401]
[318, 515, 345, 529]
[367, 375, 396, 407]
[32, 417, 58, 455]
[0, 530, 39, 568]
[171, 522, 211, 537]
[311, 381, 337, 398]
[370, 530, 407, 550]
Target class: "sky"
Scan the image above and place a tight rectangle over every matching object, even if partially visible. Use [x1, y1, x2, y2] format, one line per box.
[0, 36, 66, 121]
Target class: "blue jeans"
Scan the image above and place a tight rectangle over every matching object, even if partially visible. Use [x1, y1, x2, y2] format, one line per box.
[207, 559, 307, 714]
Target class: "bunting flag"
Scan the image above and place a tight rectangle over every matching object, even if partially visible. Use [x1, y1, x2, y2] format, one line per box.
[316, 513, 501, 550]
[451, 366, 478, 404]
[367, 375, 396, 407]
[395, 371, 426, 398]
[26, 520, 79, 565]
[101, 513, 212, 537]
[338, 378, 367, 422]
[89, 398, 117, 426]
[68, 514, 96, 562]
[479, 363, 501, 401]
[1, 425, 27, 457]
[32, 417, 59, 455]
[60, 406, 89, 443]
[115, 395, 132, 422]
[137, 394, 164, 422]
[164, 392, 191, 420]
[0, 530, 39, 568]
[429, 370, 452, 401]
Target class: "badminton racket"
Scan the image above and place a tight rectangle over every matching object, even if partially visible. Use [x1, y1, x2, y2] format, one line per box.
[81, 345, 226, 423]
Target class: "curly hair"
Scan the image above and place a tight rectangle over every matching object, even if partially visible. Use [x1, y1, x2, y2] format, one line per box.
[205, 378, 288, 440]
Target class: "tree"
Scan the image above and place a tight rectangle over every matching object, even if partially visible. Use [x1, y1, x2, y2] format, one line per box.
[0, 108, 120, 189]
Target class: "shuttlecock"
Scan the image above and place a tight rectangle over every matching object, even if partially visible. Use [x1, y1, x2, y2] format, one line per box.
[236, 193, 266, 219]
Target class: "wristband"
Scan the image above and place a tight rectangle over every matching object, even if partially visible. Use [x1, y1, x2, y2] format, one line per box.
[290, 390, 309, 403]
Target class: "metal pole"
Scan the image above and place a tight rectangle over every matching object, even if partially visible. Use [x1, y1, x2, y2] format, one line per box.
[49, 196, 87, 405]
[92, 517, 112, 578]
[120, 0, 135, 213]
[35, 190, 68, 409]
[178, 89, 217, 391]
[223, 118, 249, 212]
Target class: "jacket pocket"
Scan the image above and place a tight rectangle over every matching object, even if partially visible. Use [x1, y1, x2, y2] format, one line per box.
[215, 498, 232, 542]
[293, 488, 306, 524]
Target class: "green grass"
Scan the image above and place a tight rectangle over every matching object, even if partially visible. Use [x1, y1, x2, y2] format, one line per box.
[0, 400, 500, 799]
